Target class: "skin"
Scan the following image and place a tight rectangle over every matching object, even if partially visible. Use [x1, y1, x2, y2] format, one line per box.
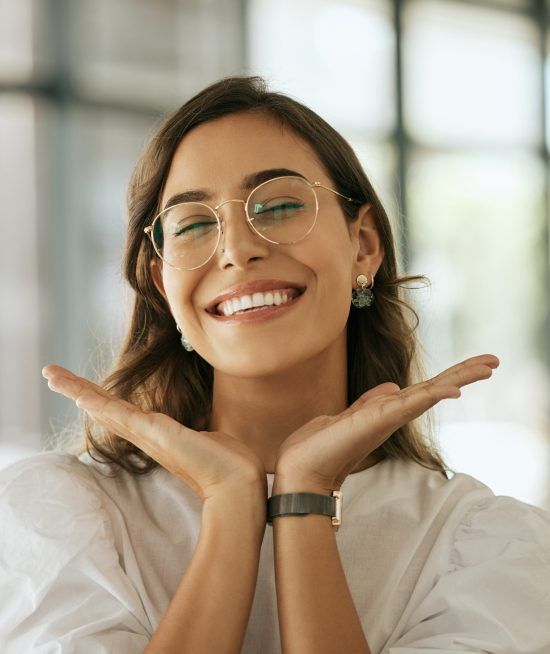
[150, 110, 386, 475]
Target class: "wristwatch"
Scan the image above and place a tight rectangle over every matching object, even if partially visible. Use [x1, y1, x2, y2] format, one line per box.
[267, 491, 343, 532]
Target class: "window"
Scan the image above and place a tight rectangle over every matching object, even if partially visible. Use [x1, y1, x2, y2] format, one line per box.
[0, 0, 245, 467]
[247, 0, 550, 508]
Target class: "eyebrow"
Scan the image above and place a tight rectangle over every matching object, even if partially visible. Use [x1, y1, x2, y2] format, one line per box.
[162, 168, 308, 211]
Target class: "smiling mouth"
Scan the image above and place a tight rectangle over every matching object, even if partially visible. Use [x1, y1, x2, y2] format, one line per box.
[206, 287, 307, 321]
[207, 288, 306, 316]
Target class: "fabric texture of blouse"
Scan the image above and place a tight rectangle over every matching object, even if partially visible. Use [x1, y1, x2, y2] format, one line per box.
[0, 450, 549, 653]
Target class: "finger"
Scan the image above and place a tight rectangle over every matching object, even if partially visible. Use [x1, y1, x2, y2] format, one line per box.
[431, 356, 498, 390]
[459, 354, 499, 367]
[401, 366, 488, 399]
[358, 356, 499, 438]
[434, 354, 499, 383]
[44, 366, 104, 399]
[371, 381, 461, 434]
[76, 391, 186, 473]
[42, 366, 215, 486]
[42, 364, 71, 379]
[43, 366, 154, 451]
[399, 355, 499, 400]
[77, 390, 156, 452]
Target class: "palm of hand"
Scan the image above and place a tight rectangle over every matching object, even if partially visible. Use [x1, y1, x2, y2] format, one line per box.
[41, 365, 267, 502]
[275, 354, 500, 491]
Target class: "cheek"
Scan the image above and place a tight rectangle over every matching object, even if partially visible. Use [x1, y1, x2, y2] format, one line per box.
[313, 221, 353, 288]
[161, 273, 196, 322]
[301, 229, 353, 327]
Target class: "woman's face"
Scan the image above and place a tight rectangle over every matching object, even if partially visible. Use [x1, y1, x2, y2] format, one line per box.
[150, 110, 379, 376]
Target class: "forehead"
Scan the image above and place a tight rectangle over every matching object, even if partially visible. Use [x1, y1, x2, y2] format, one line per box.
[160, 111, 329, 205]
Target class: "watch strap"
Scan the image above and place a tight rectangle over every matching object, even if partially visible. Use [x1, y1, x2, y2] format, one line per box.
[267, 491, 342, 531]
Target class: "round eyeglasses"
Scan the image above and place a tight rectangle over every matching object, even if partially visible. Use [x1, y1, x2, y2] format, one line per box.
[143, 175, 360, 271]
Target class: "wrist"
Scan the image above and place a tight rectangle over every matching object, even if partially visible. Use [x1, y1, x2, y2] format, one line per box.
[268, 476, 343, 531]
[272, 472, 335, 497]
[202, 485, 267, 534]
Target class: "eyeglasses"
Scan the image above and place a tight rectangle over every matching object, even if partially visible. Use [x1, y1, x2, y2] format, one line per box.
[143, 175, 360, 271]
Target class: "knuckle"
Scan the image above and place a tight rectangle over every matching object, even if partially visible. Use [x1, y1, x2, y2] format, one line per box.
[475, 367, 492, 380]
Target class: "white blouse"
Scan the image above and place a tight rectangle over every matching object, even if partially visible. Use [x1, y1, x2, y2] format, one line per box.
[0, 450, 549, 653]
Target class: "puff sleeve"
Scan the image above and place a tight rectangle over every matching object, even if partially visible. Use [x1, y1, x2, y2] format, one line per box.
[386, 495, 550, 654]
[0, 455, 152, 653]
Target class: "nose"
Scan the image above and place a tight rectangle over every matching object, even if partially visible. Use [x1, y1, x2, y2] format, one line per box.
[215, 199, 270, 266]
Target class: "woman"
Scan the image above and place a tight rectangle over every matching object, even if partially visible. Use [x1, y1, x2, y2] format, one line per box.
[1, 75, 548, 654]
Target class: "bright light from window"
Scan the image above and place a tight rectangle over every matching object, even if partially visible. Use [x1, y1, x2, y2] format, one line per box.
[440, 420, 550, 508]
[0, 0, 34, 81]
[247, 0, 395, 135]
[404, 0, 541, 147]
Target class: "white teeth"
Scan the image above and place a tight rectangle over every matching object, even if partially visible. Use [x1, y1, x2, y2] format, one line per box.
[240, 296, 253, 310]
[252, 292, 264, 307]
[217, 290, 295, 316]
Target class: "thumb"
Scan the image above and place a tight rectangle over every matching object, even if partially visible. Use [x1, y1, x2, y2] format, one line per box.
[356, 382, 400, 405]
[342, 382, 400, 416]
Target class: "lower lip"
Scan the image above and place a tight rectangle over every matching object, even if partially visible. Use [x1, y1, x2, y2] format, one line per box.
[206, 290, 306, 324]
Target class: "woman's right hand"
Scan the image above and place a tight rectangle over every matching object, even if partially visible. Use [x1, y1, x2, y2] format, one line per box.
[41, 365, 268, 506]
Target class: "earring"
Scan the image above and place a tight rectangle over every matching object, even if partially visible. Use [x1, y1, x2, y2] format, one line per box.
[176, 324, 195, 352]
[351, 272, 375, 308]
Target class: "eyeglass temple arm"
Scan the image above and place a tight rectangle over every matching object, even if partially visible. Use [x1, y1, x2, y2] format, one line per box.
[312, 182, 361, 204]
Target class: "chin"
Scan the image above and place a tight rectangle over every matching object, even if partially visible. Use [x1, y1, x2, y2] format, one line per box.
[212, 345, 309, 377]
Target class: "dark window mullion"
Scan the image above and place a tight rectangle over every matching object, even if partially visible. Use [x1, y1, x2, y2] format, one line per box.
[394, 0, 410, 273]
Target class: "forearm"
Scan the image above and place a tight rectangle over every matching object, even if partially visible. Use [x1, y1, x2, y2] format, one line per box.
[144, 490, 266, 654]
[272, 477, 371, 654]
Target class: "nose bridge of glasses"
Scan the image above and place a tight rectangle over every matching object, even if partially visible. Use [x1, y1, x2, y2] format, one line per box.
[213, 198, 253, 240]
[214, 197, 247, 214]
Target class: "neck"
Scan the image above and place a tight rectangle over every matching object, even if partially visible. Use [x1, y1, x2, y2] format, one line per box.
[207, 333, 347, 474]
[206, 330, 383, 475]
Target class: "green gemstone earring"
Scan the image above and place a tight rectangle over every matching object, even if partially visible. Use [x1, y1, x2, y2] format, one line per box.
[351, 273, 375, 308]
[176, 324, 195, 352]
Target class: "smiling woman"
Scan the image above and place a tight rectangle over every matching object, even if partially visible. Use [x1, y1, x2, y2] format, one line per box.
[81, 76, 444, 478]
[0, 75, 549, 654]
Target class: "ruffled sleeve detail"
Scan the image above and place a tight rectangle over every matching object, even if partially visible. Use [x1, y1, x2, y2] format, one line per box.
[387, 495, 550, 653]
[0, 453, 151, 653]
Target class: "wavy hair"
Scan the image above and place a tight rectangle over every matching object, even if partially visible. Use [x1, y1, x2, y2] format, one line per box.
[66, 75, 454, 479]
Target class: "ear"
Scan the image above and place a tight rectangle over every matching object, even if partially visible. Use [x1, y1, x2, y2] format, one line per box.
[349, 202, 384, 280]
[150, 259, 168, 301]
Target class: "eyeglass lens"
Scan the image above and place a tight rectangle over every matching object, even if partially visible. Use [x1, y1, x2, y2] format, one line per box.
[151, 177, 317, 270]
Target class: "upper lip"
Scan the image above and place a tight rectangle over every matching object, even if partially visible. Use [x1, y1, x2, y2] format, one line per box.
[206, 279, 307, 314]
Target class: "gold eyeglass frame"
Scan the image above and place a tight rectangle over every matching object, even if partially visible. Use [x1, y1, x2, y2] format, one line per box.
[143, 175, 360, 271]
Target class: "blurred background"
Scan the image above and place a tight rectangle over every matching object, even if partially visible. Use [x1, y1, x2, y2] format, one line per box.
[1, 0, 549, 510]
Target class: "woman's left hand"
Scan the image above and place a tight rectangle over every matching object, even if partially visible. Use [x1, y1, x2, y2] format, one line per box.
[274, 354, 500, 493]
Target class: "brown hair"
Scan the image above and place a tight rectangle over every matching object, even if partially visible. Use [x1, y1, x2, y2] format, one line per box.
[67, 75, 455, 479]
